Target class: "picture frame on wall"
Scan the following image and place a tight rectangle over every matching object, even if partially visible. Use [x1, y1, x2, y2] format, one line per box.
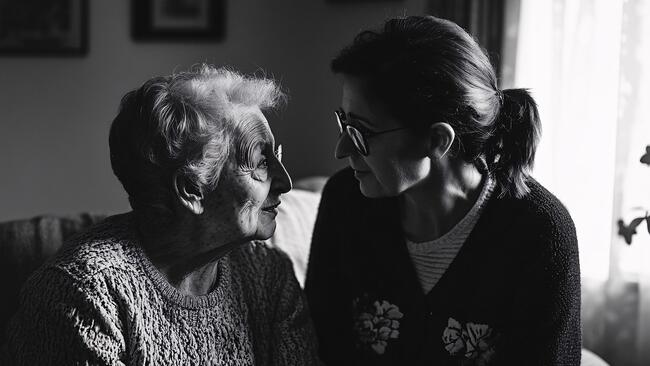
[132, 0, 225, 41]
[0, 0, 89, 56]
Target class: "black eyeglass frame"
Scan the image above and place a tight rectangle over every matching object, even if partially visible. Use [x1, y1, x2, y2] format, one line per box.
[334, 109, 409, 156]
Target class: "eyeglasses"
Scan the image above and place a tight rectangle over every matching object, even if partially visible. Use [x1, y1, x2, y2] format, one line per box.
[334, 109, 409, 156]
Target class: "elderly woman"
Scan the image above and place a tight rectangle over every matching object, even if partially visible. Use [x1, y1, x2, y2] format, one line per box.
[3, 65, 318, 365]
[305, 16, 581, 365]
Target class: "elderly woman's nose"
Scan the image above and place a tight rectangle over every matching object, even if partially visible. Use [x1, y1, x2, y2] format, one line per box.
[334, 133, 355, 159]
[271, 158, 292, 193]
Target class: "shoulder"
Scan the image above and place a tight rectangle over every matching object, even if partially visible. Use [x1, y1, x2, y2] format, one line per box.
[515, 179, 576, 239]
[14, 255, 121, 332]
[48, 212, 140, 283]
[490, 178, 578, 267]
[490, 179, 574, 235]
[17, 213, 140, 304]
[6, 251, 125, 366]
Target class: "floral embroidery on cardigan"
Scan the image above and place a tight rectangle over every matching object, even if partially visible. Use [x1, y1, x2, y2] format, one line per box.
[443, 317, 497, 366]
[352, 296, 403, 355]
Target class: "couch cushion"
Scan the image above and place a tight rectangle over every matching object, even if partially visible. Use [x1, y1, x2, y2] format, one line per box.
[581, 349, 609, 366]
[267, 189, 321, 287]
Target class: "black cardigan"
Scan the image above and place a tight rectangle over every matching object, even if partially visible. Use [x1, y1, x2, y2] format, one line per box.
[305, 168, 581, 366]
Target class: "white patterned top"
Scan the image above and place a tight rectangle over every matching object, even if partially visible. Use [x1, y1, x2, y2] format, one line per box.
[406, 176, 495, 294]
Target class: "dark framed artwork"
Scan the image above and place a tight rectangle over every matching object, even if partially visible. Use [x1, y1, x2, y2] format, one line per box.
[0, 0, 88, 56]
[132, 0, 225, 41]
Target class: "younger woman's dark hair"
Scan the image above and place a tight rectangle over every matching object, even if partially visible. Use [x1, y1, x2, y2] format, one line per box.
[331, 15, 541, 198]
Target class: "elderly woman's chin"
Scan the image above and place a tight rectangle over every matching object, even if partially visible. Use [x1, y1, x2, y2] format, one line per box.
[254, 210, 278, 240]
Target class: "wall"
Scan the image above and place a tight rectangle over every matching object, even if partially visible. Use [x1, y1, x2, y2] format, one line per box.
[0, 0, 427, 221]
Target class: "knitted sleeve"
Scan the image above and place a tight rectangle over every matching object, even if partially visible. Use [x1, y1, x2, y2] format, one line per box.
[270, 249, 320, 366]
[3, 266, 125, 366]
[496, 201, 582, 365]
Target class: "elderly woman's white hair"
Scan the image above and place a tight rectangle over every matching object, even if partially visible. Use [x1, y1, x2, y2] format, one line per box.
[109, 64, 286, 216]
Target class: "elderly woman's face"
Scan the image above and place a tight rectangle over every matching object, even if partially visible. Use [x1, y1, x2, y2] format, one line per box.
[207, 107, 291, 241]
[335, 76, 430, 198]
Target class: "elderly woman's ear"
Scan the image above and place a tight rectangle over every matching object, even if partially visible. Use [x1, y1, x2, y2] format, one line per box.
[428, 122, 455, 160]
[173, 172, 205, 215]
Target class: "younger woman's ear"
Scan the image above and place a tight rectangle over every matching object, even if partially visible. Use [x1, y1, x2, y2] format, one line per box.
[172, 172, 205, 215]
[429, 122, 455, 159]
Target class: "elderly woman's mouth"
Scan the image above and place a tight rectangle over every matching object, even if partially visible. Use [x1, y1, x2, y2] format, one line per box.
[261, 201, 281, 214]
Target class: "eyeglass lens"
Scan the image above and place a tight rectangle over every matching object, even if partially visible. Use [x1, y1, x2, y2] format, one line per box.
[346, 126, 367, 155]
[335, 110, 369, 156]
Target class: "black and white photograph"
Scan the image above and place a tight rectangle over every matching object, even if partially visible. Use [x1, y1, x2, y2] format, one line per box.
[0, 0, 648, 365]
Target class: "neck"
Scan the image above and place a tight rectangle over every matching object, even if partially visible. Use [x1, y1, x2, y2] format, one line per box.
[165, 260, 223, 296]
[399, 159, 484, 242]
[136, 212, 243, 296]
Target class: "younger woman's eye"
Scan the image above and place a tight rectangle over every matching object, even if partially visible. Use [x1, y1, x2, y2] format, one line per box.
[349, 119, 373, 134]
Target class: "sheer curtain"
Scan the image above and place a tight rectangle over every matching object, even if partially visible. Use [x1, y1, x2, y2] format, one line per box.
[512, 0, 650, 364]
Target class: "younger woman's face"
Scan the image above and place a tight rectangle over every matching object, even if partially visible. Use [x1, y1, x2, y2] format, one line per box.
[335, 76, 431, 198]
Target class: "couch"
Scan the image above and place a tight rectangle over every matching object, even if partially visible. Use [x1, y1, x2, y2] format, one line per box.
[0, 179, 608, 365]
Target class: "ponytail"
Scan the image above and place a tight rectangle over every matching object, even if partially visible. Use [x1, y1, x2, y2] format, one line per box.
[484, 88, 541, 198]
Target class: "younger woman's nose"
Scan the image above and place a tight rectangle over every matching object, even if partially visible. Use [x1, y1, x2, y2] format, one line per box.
[334, 133, 356, 159]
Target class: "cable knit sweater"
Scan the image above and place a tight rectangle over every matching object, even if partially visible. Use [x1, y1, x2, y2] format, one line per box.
[306, 168, 581, 366]
[3, 213, 319, 366]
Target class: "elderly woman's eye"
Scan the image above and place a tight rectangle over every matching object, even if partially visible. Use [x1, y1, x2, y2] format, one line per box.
[257, 158, 268, 170]
[251, 157, 269, 182]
